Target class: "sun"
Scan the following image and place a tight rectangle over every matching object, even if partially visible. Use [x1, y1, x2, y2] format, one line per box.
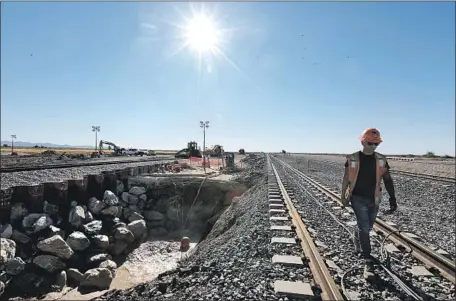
[184, 14, 220, 53]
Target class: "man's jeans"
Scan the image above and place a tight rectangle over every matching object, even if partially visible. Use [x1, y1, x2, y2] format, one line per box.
[351, 195, 379, 259]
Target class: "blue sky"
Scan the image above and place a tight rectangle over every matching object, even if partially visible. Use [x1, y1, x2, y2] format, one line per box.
[1, 2, 454, 155]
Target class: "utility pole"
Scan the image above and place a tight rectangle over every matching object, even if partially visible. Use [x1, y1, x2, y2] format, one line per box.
[11, 135, 16, 154]
[200, 121, 209, 173]
[92, 126, 100, 151]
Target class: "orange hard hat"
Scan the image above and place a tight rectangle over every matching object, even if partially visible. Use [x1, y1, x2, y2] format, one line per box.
[360, 128, 383, 143]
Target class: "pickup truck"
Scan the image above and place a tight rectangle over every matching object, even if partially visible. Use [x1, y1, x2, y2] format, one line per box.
[124, 149, 156, 156]
[124, 148, 140, 156]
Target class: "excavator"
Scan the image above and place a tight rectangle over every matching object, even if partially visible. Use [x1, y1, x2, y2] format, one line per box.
[205, 145, 224, 157]
[175, 141, 202, 159]
[91, 140, 126, 158]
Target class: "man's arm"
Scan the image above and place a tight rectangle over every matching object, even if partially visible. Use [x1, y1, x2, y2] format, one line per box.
[382, 160, 397, 210]
[382, 161, 396, 199]
[341, 160, 350, 199]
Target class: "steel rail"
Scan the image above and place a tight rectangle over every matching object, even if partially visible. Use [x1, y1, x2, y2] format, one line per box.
[270, 159, 345, 301]
[274, 157, 456, 284]
[391, 169, 455, 184]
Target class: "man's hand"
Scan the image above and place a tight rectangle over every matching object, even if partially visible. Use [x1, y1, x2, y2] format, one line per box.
[341, 195, 349, 208]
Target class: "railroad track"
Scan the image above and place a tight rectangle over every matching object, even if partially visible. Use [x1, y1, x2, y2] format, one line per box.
[391, 169, 455, 184]
[273, 156, 456, 285]
[267, 157, 344, 300]
[0, 157, 173, 173]
[295, 157, 455, 184]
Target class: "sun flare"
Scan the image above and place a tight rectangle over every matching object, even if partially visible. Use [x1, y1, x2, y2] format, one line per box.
[184, 14, 220, 53]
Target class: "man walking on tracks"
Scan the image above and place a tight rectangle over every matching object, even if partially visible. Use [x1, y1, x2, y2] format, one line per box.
[341, 128, 398, 279]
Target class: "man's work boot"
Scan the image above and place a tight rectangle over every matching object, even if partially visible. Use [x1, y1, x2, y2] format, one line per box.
[363, 259, 375, 280]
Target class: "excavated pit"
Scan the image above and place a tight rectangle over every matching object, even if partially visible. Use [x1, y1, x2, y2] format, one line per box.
[127, 176, 248, 242]
[0, 173, 249, 301]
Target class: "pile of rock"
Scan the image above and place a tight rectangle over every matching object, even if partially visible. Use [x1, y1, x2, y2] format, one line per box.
[0, 184, 148, 299]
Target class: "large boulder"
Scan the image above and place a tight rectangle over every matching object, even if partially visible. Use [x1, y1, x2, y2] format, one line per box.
[37, 235, 74, 260]
[139, 194, 147, 202]
[99, 259, 117, 271]
[66, 232, 90, 251]
[103, 190, 119, 206]
[22, 213, 53, 234]
[84, 210, 94, 223]
[6, 257, 26, 275]
[114, 227, 134, 243]
[101, 206, 121, 217]
[121, 192, 129, 203]
[0, 224, 12, 239]
[69, 206, 86, 228]
[80, 268, 113, 289]
[82, 220, 103, 236]
[0, 238, 16, 265]
[129, 186, 146, 196]
[88, 197, 107, 215]
[127, 220, 147, 240]
[33, 255, 66, 273]
[67, 268, 84, 284]
[128, 194, 139, 205]
[48, 225, 65, 238]
[11, 230, 31, 244]
[92, 235, 110, 249]
[10, 203, 28, 222]
[54, 270, 67, 291]
[87, 253, 112, 266]
[128, 212, 144, 223]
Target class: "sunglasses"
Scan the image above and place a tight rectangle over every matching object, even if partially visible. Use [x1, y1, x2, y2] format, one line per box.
[367, 142, 379, 146]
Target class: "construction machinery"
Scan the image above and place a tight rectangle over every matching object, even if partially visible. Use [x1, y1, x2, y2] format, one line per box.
[239, 149, 245, 155]
[205, 144, 224, 157]
[98, 140, 126, 156]
[175, 141, 202, 159]
[224, 152, 235, 169]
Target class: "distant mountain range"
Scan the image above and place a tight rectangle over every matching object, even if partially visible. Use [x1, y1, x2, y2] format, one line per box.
[1, 141, 93, 149]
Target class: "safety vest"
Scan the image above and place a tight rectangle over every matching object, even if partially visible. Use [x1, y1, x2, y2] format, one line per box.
[346, 152, 387, 203]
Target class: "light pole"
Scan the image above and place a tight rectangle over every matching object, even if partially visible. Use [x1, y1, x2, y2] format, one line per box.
[11, 135, 16, 154]
[92, 126, 100, 151]
[200, 121, 209, 172]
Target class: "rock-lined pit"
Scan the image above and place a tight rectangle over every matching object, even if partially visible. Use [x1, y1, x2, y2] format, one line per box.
[0, 174, 248, 300]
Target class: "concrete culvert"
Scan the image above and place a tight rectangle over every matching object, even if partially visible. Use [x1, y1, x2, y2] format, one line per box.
[0, 172, 249, 300]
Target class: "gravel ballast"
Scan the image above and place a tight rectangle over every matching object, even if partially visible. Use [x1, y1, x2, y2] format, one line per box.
[0, 160, 174, 190]
[278, 155, 456, 259]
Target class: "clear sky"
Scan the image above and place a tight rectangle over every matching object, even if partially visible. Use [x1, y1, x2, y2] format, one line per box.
[1, 2, 455, 155]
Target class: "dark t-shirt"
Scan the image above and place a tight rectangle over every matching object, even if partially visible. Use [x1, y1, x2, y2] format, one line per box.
[344, 151, 390, 201]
